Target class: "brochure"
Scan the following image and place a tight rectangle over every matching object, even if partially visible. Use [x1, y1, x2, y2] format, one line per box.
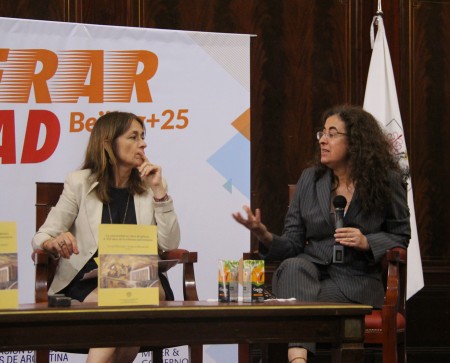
[98, 224, 159, 306]
[81, 260, 178, 280]
[0, 222, 18, 309]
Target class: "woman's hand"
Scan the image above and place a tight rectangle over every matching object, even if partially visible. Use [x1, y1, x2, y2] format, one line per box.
[232, 205, 273, 245]
[334, 227, 369, 251]
[41, 232, 79, 259]
[137, 152, 167, 198]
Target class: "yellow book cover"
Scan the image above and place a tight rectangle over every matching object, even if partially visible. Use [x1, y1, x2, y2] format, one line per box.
[98, 224, 159, 307]
[0, 222, 18, 309]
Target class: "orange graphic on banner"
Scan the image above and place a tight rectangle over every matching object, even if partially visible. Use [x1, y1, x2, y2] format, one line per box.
[0, 49, 158, 103]
[0, 110, 60, 164]
[231, 108, 250, 141]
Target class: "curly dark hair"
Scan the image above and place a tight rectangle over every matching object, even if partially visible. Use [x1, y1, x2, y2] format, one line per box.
[314, 105, 407, 213]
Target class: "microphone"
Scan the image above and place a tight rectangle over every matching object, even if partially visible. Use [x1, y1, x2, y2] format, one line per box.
[332, 195, 347, 264]
[333, 195, 347, 229]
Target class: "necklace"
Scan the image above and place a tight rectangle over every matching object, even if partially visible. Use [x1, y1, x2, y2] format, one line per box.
[107, 192, 130, 224]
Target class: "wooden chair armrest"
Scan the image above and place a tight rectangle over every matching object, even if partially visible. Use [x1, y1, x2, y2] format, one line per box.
[161, 248, 198, 264]
[160, 248, 199, 302]
[33, 249, 50, 303]
[384, 247, 407, 308]
[386, 247, 407, 264]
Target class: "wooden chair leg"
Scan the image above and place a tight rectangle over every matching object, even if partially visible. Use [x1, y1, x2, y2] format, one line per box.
[238, 343, 250, 363]
[152, 348, 163, 363]
[383, 344, 398, 363]
[35, 350, 50, 363]
[398, 342, 407, 363]
[267, 343, 287, 363]
[382, 305, 397, 363]
[189, 344, 203, 363]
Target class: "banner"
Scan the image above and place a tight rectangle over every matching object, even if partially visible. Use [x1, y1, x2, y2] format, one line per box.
[363, 15, 424, 299]
[0, 17, 251, 362]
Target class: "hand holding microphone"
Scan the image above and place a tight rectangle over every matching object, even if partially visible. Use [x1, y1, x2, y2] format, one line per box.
[333, 195, 346, 228]
[332, 195, 347, 263]
[333, 195, 370, 252]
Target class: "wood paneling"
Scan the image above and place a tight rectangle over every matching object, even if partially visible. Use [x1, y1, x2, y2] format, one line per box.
[404, 0, 450, 357]
[74, 0, 138, 26]
[0, 0, 449, 359]
[0, 0, 67, 21]
[410, 0, 450, 260]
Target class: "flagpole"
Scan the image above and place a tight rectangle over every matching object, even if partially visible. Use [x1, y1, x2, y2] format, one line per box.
[377, 0, 383, 15]
[370, 1, 384, 49]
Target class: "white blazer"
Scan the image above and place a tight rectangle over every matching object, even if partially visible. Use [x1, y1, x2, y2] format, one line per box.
[32, 169, 180, 295]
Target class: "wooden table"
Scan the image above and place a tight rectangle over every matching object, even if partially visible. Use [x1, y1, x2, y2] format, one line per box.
[0, 300, 371, 363]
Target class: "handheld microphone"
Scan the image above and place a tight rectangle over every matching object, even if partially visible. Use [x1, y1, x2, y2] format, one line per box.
[332, 195, 347, 263]
[333, 195, 347, 229]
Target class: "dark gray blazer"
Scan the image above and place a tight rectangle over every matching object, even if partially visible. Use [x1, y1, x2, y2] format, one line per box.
[266, 167, 411, 308]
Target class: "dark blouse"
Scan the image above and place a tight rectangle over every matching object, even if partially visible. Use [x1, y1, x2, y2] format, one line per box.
[60, 188, 135, 301]
[60, 187, 174, 302]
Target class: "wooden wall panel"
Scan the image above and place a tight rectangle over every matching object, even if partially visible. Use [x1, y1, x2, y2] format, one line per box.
[0, 0, 67, 21]
[74, 0, 138, 26]
[402, 0, 450, 355]
[410, 0, 450, 260]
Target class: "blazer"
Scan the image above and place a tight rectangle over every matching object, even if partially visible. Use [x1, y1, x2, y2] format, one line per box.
[266, 167, 411, 308]
[32, 169, 181, 295]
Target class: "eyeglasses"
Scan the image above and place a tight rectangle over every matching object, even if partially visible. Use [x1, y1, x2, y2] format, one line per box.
[316, 130, 347, 140]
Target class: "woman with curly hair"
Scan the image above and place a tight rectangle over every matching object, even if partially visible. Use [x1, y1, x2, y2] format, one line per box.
[233, 105, 410, 362]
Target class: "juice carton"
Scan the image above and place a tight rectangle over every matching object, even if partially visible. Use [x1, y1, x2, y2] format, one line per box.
[242, 260, 265, 303]
[218, 260, 239, 302]
[242, 261, 252, 303]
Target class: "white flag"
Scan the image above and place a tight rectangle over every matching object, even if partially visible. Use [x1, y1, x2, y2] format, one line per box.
[363, 16, 424, 299]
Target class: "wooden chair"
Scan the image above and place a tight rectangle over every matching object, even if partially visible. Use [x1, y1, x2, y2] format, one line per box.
[33, 182, 203, 363]
[239, 184, 407, 363]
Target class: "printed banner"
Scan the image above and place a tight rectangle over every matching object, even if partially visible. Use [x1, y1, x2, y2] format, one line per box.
[0, 17, 251, 362]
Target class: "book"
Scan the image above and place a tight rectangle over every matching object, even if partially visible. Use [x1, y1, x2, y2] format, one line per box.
[80, 259, 178, 281]
[0, 222, 18, 309]
[98, 224, 159, 306]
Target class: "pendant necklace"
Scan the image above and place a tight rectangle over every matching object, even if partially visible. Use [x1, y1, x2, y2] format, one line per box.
[107, 192, 131, 224]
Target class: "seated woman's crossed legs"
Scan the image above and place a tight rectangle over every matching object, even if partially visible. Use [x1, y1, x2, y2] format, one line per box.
[273, 256, 353, 361]
[82, 284, 166, 363]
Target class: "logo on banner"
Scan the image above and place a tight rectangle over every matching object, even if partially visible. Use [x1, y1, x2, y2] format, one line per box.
[0, 49, 158, 103]
[0, 49, 189, 165]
